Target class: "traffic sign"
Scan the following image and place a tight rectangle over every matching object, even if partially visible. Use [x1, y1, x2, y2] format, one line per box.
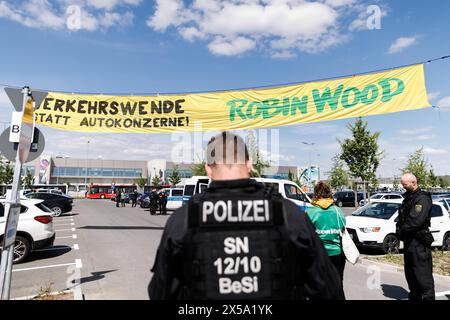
[0, 127, 45, 163]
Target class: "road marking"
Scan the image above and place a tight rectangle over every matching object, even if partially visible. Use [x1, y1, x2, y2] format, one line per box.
[55, 228, 76, 232]
[75, 259, 82, 268]
[53, 223, 75, 226]
[73, 244, 79, 251]
[56, 234, 77, 239]
[13, 262, 76, 272]
[436, 291, 450, 297]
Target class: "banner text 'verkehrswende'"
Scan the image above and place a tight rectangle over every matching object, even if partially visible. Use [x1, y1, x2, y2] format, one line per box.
[31, 65, 430, 133]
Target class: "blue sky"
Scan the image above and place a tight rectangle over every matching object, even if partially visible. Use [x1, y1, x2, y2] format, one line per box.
[1, 0, 450, 178]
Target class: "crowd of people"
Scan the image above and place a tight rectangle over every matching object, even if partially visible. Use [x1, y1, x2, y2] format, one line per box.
[148, 131, 436, 301]
[114, 188, 168, 215]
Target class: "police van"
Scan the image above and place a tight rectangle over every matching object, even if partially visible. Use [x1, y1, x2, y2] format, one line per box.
[182, 176, 312, 212]
[162, 187, 184, 211]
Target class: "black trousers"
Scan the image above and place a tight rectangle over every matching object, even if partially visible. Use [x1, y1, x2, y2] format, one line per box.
[329, 252, 346, 289]
[404, 238, 435, 300]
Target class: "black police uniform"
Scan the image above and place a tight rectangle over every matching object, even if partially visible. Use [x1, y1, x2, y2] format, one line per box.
[159, 192, 168, 215]
[396, 188, 435, 300]
[148, 179, 344, 300]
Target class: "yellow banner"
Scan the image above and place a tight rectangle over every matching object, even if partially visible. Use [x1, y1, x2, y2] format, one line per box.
[35, 64, 430, 133]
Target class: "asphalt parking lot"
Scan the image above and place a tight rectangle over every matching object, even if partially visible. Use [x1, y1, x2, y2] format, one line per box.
[9, 200, 450, 300]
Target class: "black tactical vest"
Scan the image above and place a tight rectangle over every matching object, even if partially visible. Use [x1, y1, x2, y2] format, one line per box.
[179, 187, 304, 300]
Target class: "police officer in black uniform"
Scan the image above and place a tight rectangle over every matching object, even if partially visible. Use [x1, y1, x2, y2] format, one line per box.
[158, 190, 168, 215]
[396, 173, 435, 300]
[148, 132, 344, 300]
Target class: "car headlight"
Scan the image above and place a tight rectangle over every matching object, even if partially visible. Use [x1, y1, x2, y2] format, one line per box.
[360, 227, 381, 233]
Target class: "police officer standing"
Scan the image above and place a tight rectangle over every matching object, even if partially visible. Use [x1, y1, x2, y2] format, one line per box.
[396, 173, 435, 300]
[148, 132, 344, 300]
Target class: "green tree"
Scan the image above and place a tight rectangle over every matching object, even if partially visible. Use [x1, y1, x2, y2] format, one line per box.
[137, 175, 146, 189]
[22, 169, 34, 189]
[401, 147, 428, 187]
[329, 154, 349, 191]
[169, 165, 182, 185]
[1, 163, 14, 185]
[191, 160, 207, 176]
[151, 176, 161, 188]
[427, 167, 438, 188]
[339, 118, 383, 204]
[169, 166, 181, 186]
[439, 177, 449, 189]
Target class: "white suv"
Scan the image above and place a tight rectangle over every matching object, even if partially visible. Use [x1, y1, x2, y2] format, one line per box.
[0, 198, 55, 263]
[346, 199, 450, 254]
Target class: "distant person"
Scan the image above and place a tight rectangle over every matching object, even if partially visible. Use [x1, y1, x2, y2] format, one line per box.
[116, 190, 121, 208]
[397, 173, 435, 300]
[148, 131, 344, 300]
[158, 191, 167, 215]
[121, 191, 126, 207]
[307, 181, 346, 290]
[132, 190, 139, 207]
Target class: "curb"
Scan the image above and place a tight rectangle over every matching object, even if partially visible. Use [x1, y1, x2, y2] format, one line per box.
[359, 257, 450, 283]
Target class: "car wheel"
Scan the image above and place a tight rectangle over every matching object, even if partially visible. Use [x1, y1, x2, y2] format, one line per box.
[443, 232, 450, 251]
[51, 206, 63, 217]
[100, 194, 105, 199]
[337, 201, 343, 207]
[13, 236, 31, 264]
[382, 234, 400, 254]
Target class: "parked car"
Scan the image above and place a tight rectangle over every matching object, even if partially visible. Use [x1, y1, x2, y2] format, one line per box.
[346, 199, 450, 254]
[359, 193, 403, 206]
[0, 198, 55, 263]
[333, 191, 364, 207]
[35, 189, 65, 195]
[435, 198, 450, 213]
[25, 192, 73, 216]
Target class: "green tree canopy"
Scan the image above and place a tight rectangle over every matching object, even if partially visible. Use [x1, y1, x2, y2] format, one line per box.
[401, 147, 428, 187]
[339, 118, 383, 184]
[22, 169, 34, 189]
[137, 175, 146, 188]
[169, 165, 182, 185]
[151, 176, 161, 188]
[191, 160, 207, 176]
[427, 167, 438, 188]
[329, 154, 349, 191]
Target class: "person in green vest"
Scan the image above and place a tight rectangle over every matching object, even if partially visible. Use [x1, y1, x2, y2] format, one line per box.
[307, 181, 346, 288]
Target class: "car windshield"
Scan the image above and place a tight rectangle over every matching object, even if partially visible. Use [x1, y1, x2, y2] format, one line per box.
[352, 202, 401, 219]
[371, 194, 384, 199]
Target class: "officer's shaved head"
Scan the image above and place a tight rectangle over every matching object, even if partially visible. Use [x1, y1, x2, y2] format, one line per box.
[401, 173, 418, 192]
[205, 132, 252, 180]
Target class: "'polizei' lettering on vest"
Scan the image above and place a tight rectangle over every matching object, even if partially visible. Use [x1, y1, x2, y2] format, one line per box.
[202, 200, 270, 223]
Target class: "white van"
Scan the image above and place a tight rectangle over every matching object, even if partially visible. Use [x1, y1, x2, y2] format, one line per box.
[161, 187, 184, 211]
[182, 176, 312, 212]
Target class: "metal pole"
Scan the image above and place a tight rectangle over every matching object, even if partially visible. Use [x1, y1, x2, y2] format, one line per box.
[0, 88, 29, 298]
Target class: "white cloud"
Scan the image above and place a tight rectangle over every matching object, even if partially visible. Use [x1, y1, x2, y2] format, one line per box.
[423, 147, 448, 156]
[387, 36, 417, 54]
[427, 91, 440, 101]
[436, 96, 450, 111]
[398, 127, 432, 135]
[0, 0, 140, 31]
[148, 0, 370, 57]
[208, 36, 256, 56]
